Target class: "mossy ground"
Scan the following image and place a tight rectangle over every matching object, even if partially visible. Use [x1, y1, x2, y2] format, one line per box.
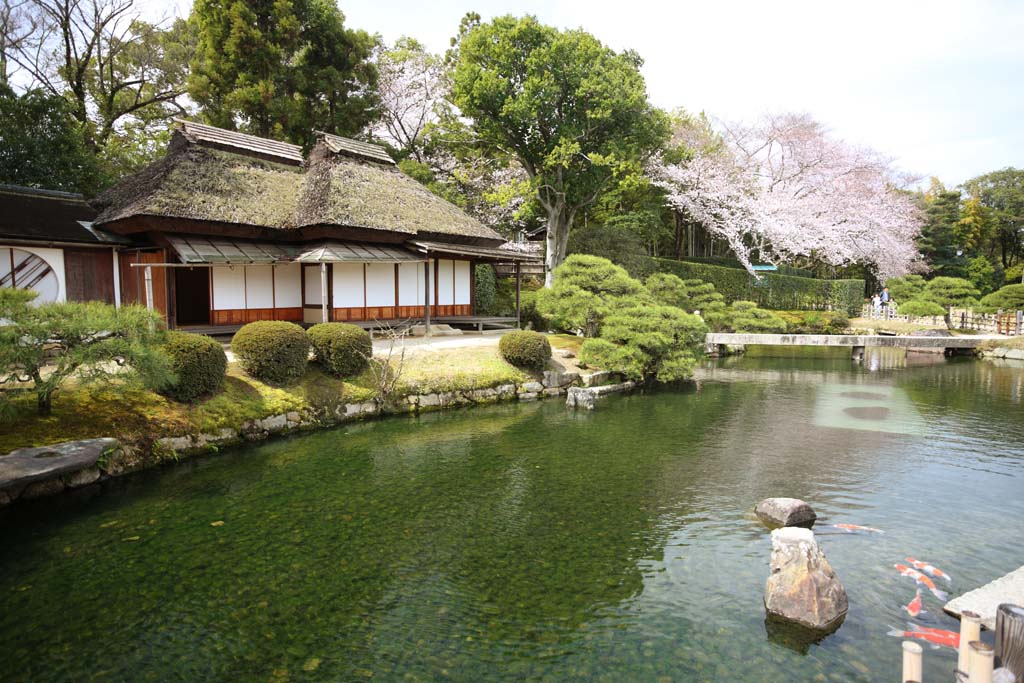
[0, 345, 530, 453]
[978, 336, 1024, 351]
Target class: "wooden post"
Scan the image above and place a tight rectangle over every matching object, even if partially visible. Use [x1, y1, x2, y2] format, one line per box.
[515, 260, 522, 329]
[968, 641, 994, 683]
[320, 262, 328, 323]
[901, 641, 923, 682]
[995, 604, 1024, 679]
[144, 265, 154, 311]
[959, 611, 983, 678]
[423, 258, 431, 336]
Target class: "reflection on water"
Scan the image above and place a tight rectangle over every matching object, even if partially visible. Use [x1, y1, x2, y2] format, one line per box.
[0, 351, 1022, 682]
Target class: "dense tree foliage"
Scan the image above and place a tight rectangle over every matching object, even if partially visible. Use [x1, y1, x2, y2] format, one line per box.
[0, 86, 104, 193]
[188, 0, 377, 145]
[449, 15, 669, 284]
[0, 289, 170, 416]
[535, 255, 648, 337]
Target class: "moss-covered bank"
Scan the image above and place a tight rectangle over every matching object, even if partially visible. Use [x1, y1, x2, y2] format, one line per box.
[0, 344, 589, 505]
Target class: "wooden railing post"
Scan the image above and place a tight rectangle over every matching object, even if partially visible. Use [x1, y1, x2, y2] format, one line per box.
[901, 640, 922, 682]
[995, 604, 1024, 680]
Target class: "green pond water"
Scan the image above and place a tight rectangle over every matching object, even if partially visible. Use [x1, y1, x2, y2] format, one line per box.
[2, 350, 1024, 682]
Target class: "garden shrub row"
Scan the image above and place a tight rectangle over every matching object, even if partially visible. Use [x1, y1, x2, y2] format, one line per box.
[651, 258, 864, 314]
[675, 256, 814, 279]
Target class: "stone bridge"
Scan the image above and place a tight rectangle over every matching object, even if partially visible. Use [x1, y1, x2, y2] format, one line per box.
[704, 333, 1002, 360]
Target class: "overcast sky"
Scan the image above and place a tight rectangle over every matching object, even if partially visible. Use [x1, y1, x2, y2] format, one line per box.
[156, 0, 1023, 186]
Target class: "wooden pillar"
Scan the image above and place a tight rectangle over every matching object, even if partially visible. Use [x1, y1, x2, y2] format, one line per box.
[515, 260, 522, 329]
[144, 265, 154, 311]
[995, 604, 1024, 680]
[901, 641, 922, 683]
[320, 262, 328, 323]
[423, 258, 431, 336]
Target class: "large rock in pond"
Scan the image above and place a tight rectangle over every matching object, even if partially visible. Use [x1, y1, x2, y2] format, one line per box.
[764, 527, 848, 633]
[755, 497, 817, 528]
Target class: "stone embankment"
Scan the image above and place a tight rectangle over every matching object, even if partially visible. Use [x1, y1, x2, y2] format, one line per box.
[0, 368, 619, 507]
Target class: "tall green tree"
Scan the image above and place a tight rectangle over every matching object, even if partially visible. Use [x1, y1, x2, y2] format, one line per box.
[917, 178, 963, 277]
[962, 168, 1024, 270]
[188, 0, 377, 145]
[0, 85, 104, 193]
[449, 15, 669, 285]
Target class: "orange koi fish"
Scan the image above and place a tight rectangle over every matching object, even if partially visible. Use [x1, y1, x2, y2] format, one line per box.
[906, 557, 953, 583]
[894, 564, 949, 601]
[832, 523, 884, 533]
[904, 590, 928, 618]
[887, 625, 959, 649]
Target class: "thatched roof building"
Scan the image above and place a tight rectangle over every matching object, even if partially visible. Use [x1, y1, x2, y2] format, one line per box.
[93, 121, 502, 246]
[89, 121, 536, 331]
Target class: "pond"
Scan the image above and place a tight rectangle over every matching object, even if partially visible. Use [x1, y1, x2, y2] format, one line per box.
[2, 350, 1023, 682]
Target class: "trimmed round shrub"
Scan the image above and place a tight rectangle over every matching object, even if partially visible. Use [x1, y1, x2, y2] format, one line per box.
[307, 322, 372, 377]
[160, 331, 227, 402]
[499, 330, 551, 370]
[980, 283, 1024, 312]
[231, 321, 309, 384]
[898, 299, 946, 317]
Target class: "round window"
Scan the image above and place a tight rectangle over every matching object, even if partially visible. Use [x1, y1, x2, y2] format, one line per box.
[1, 248, 60, 303]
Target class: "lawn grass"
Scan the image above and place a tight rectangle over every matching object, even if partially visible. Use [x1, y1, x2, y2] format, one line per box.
[0, 344, 530, 453]
[547, 333, 584, 355]
[978, 336, 1024, 351]
[847, 317, 950, 335]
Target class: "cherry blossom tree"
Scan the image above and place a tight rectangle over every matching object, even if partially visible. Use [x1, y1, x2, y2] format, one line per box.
[369, 37, 445, 162]
[651, 112, 923, 280]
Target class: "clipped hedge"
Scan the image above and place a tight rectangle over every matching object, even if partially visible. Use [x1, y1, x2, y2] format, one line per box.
[160, 331, 227, 403]
[775, 310, 850, 334]
[499, 330, 551, 370]
[231, 321, 309, 384]
[676, 256, 814, 278]
[898, 300, 946, 317]
[652, 258, 864, 314]
[307, 322, 372, 377]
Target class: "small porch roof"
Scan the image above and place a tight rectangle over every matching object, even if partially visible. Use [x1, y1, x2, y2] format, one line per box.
[409, 240, 543, 262]
[165, 235, 425, 265]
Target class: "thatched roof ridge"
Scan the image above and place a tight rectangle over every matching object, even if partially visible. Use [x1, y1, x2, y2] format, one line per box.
[296, 152, 500, 242]
[93, 134, 303, 229]
[94, 123, 505, 245]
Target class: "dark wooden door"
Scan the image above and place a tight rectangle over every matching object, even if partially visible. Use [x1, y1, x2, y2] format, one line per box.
[174, 267, 211, 325]
[64, 248, 115, 304]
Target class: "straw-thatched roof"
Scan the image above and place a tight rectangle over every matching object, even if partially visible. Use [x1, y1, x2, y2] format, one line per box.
[93, 124, 504, 246]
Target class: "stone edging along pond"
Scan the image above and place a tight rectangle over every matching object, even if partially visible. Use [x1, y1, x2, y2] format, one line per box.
[0, 369, 633, 509]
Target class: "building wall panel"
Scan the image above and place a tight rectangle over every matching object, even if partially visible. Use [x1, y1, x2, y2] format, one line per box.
[244, 266, 274, 309]
[274, 263, 301, 308]
[332, 262, 364, 308]
[365, 263, 395, 307]
[211, 266, 245, 310]
[454, 260, 471, 306]
[436, 259, 454, 305]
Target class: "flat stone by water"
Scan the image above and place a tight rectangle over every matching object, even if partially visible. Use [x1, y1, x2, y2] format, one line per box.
[945, 565, 1024, 629]
[0, 438, 116, 491]
[755, 497, 817, 528]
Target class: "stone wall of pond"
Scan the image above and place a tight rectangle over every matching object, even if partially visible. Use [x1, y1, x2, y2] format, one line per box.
[0, 368, 635, 508]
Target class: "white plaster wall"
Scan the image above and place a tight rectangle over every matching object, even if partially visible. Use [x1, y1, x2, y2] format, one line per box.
[436, 259, 454, 305]
[454, 260, 471, 305]
[0, 245, 66, 303]
[303, 265, 323, 305]
[398, 262, 420, 306]
[273, 263, 302, 308]
[332, 262, 364, 308]
[211, 266, 245, 310]
[244, 266, 274, 308]
[365, 263, 395, 307]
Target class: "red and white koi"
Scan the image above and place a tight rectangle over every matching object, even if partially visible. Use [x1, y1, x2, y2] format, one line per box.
[904, 590, 928, 618]
[886, 625, 959, 649]
[906, 557, 953, 583]
[894, 564, 950, 601]
[832, 523, 884, 534]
